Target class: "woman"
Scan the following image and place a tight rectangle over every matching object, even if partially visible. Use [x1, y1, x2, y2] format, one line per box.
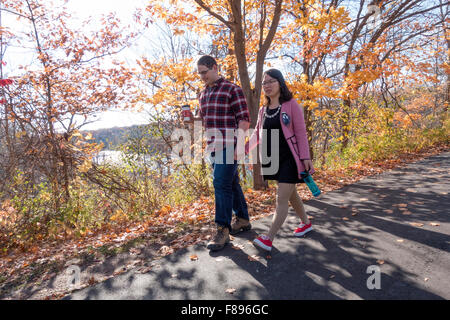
[245, 69, 314, 252]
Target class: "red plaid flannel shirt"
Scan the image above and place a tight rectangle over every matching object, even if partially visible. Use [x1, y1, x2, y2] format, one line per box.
[199, 78, 250, 152]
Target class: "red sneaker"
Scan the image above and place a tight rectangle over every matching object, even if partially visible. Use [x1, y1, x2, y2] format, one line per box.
[293, 222, 313, 237]
[253, 235, 272, 251]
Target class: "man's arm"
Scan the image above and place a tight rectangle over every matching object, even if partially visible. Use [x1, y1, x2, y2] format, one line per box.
[183, 107, 202, 124]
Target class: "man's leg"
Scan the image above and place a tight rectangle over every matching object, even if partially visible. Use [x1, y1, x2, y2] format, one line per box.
[207, 149, 237, 251]
[232, 166, 249, 220]
[230, 166, 252, 235]
[212, 156, 238, 230]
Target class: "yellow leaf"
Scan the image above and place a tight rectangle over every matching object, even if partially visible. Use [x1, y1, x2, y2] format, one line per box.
[190, 254, 198, 261]
[410, 222, 424, 227]
[15, 131, 27, 138]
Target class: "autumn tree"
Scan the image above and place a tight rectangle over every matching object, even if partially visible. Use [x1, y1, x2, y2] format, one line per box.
[277, 0, 447, 164]
[330, 0, 446, 150]
[145, 0, 284, 189]
[0, 0, 137, 231]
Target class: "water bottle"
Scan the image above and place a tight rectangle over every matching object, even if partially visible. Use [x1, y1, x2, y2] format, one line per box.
[301, 171, 321, 197]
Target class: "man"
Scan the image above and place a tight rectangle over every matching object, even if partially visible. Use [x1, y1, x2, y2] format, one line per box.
[186, 55, 251, 252]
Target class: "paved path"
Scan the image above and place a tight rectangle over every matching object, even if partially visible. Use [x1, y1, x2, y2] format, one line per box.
[65, 152, 450, 300]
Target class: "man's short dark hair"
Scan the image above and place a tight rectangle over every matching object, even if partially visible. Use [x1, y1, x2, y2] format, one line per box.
[197, 55, 217, 69]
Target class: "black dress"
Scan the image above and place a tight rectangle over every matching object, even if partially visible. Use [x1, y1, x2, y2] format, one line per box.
[261, 106, 304, 184]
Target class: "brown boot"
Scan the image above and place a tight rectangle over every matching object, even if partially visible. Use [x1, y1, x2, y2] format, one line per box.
[230, 216, 252, 235]
[207, 225, 230, 251]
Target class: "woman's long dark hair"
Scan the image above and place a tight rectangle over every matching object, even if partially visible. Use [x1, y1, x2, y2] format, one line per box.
[263, 68, 293, 106]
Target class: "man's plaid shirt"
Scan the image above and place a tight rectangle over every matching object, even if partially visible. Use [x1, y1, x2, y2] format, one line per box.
[199, 77, 250, 152]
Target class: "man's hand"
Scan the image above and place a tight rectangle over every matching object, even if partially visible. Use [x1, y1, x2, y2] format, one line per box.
[235, 120, 250, 161]
[183, 113, 202, 125]
[182, 110, 194, 124]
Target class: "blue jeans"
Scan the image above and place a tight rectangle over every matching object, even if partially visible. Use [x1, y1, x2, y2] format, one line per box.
[210, 148, 249, 231]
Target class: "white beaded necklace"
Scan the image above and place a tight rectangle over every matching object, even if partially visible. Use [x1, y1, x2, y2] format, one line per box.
[264, 105, 281, 119]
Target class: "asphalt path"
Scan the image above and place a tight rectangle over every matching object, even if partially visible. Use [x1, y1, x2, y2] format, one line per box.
[65, 152, 450, 300]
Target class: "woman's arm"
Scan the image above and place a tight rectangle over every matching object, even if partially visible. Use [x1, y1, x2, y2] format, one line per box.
[291, 100, 311, 160]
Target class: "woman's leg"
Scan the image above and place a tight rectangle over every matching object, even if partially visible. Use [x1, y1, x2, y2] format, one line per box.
[267, 183, 296, 241]
[289, 188, 310, 225]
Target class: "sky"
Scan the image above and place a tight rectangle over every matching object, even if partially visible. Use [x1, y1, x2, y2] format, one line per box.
[2, 0, 154, 131]
[64, 0, 152, 131]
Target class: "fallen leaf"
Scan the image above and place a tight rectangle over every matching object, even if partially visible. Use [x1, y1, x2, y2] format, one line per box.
[398, 203, 408, 208]
[158, 246, 174, 256]
[113, 266, 127, 276]
[410, 222, 424, 227]
[190, 254, 198, 261]
[225, 288, 236, 294]
[129, 248, 141, 255]
[429, 222, 440, 226]
[401, 210, 412, 215]
[88, 276, 96, 285]
[359, 198, 368, 202]
[137, 266, 152, 274]
[377, 260, 385, 265]
[266, 255, 272, 260]
[383, 209, 394, 214]
[342, 217, 349, 221]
